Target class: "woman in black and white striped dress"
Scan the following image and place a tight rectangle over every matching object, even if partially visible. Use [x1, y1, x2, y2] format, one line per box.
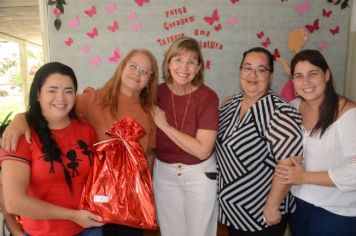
[215, 47, 303, 236]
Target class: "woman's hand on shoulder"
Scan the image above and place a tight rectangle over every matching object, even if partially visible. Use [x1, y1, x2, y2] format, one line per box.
[151, 106, 169, 130]
[71, 210, 104, 228]
[1, 112, 31, 152]
[220, 95, 232, 108]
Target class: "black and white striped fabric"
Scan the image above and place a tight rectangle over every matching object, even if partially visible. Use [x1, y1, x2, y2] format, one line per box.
[215, 91, 303, 232]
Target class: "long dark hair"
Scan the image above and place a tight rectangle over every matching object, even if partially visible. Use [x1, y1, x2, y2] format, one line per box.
[290, 49, 339, 137]
[27, 62, 78, 192]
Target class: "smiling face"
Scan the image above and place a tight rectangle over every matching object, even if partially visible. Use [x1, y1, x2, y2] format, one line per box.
[37, 73, 76, 127]
[120, 52, 152, 96]
[168, 50, 201, 88]
[292, 60, 330, 104]
[239, 52, 272, 100]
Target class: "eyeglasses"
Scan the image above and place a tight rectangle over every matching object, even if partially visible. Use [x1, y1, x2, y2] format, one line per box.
[240, 65, 271, 77]
[171, 57, 199, 68]
[126, 62, 152, 77]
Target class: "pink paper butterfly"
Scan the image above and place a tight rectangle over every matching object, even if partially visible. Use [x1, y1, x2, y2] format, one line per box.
[204, 9, 219, 25]
[131, 22, 142, 31]
[305, 19, 319, 33]
[107, 20, 119, 32]
[322, 8, 332, 17]
[135, 0, 149, 6]
[228, 16, 238, 26]
[230, 0, 239, 4]
[105, 3, 117, 14]
[294, 0, 309, 15]
[67, 16, 79, 28]
[214, 23, 222, 31]
[89, 55, 101, 67]
[64, 37, 73, 46]
[329, 26, 339, 35]
[107, 48, 121, 63]
[128, 12, 137, 20]
[318, 41, 328, 52]
[84, 5, 96, 17]
[261, 37, 270, 48]
[81, 45, 90, 53]
[86, 27, 98, 39]
[256, 31, 264, 39]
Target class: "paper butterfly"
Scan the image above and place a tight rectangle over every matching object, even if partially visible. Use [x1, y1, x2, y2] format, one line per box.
[228, 16, 238, 26]
[273, 48, 281, 61]
[256, 31, 264, 39]
[322, 8, 332, 17]
[81, 45, 90, 53]
[305, 19, 319, 33]
[67, 16, 79, 28]
[131, 22, 142, 31]
[204, 9, 219, 25]
[318, 41, 328, 52]
[330, 26, 339, 35]
[84, 5, 96, 17]
[230, 0, 239, 4]
[261, 37, 270, 48]
[107, 48, 121, 63]
[107, 21, 119, 32]
[128, 12, 137, 20]
[214, 23, 222, 31]
[86, 27, 98, 39]
[89, 55, 101, 67]
[105, 3, 117, 14]
[135, 0, 149, 7]
[64, 37, 73, 46]
[294, 0, 309, 15]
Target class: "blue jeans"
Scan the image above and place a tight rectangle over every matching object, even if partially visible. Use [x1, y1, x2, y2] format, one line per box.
[24, 227, 103, 236]
[76, 227, 103, 236]
[290, 197, 356, 236]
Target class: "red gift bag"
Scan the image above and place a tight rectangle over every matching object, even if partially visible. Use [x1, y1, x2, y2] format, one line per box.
[80, 117, 157, 229]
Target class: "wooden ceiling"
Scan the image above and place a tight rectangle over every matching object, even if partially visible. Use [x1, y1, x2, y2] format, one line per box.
[0, 0, 41, 46]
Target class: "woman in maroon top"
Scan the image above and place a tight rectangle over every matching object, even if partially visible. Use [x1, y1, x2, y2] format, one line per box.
[151, 37, 219, 236]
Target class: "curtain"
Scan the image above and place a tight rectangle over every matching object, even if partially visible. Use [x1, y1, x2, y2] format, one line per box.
[345, 1, 356, 102]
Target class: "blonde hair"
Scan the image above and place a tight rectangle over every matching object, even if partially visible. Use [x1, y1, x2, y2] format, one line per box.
[162, 36, 204, 86]
[100, 49, 158, 116]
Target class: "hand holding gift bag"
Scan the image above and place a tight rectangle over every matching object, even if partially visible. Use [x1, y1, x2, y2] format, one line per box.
[80, 117, 157, 229]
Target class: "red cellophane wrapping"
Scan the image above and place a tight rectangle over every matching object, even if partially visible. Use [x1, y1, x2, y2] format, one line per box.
[80, 117, 157, 229]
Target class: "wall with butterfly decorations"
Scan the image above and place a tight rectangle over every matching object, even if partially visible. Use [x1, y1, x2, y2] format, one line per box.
[47, 0, 352, 100]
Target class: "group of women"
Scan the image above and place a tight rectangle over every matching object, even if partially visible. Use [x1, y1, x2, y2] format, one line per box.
[0, 36, 355, 236]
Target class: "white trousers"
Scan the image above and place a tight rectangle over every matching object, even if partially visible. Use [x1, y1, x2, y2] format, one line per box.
[153, 156, 218, 236]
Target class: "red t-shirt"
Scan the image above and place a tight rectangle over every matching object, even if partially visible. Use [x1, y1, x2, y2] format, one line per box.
[0, 119, 98, 236]
[156, 83, 219, 164]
